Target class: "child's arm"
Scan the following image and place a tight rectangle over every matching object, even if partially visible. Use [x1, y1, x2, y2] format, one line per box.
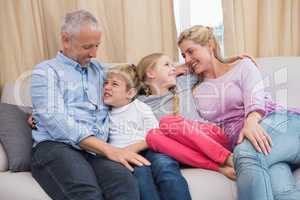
[123, 140, 148, 153]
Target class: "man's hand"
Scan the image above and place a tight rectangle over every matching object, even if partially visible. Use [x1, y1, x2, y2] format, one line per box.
[104, 146, 151, 171]
[27, 115, 37, 129]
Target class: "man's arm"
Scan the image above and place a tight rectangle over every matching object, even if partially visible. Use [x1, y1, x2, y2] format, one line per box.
[79, 136, 150, 171]
[31, 66, 93, 146]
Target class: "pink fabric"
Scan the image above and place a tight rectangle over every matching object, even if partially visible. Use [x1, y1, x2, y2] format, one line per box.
[146, 115, 231, 171]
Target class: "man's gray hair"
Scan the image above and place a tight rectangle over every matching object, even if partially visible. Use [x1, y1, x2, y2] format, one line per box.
[61, 10, 100, 36]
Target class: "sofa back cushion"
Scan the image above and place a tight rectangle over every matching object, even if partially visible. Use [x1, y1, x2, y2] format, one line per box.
[257, 57, 300, 108]
[0, 103, 32, 172]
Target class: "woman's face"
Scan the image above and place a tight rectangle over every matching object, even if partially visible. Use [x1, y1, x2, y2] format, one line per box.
[149, 55, 176, 89]
[179, 39, 213, 75]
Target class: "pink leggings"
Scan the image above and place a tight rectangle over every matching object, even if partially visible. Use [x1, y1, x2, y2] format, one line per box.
[146, 115, 231, 171]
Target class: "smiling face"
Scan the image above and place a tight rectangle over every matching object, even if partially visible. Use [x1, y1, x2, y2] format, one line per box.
[103, 73, 136, 108]
[147, 55, 176, 90]
[62, 25, 102, 66]
[179, 39, 214, 75]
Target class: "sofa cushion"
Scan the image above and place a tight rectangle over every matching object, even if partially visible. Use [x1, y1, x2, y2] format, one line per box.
[0, 103, 32, 172]
[0, 171, 50, 200]
[0, 143, 8, 171]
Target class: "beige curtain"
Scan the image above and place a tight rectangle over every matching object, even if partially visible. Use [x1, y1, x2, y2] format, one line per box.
[0, 0, 178, 93]
[222, 0, 300, 57]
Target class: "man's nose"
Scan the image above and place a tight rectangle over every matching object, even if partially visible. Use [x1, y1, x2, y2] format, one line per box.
[89, 46, 97, 58]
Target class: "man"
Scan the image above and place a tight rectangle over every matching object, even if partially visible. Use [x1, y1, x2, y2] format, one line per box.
[31, 10, 148, 200]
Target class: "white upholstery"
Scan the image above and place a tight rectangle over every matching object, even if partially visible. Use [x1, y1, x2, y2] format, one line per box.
[0, 57, 300, 200]
[0, 143, 8, 172]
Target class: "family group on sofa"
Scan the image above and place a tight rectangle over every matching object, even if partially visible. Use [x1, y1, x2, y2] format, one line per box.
[28, 9, 300, 200]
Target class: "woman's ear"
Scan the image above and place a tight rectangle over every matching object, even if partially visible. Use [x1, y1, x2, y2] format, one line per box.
[208, 39, 215, 53]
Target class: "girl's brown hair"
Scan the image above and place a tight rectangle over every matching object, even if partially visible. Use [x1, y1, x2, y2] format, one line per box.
[136, 53, 179, 115]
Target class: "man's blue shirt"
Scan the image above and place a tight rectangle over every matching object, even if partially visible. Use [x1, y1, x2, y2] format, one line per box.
[31, 52, 109, 148]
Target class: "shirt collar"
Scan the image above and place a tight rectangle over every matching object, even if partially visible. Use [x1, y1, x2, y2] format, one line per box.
[56, 51, 87, 71]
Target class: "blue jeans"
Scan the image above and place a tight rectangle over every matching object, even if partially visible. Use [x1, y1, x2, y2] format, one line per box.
[145, 150, 192, 200]
[234, 111, 300, 200]
[31, 141, 140, 200]
[133, 150, 160, 200]
[133, 150, 191, 200]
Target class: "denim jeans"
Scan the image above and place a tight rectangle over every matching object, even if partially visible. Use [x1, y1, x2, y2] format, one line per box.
[146, 150, 192, 200]
[133, 150, 160, 200]
[31, 141, 140, 200]
[234, 111, 300, 200]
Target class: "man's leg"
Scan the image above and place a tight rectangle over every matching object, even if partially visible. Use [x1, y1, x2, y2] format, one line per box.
[145, 150, 192, 200]
[31, 141, 103, 200]
[87, 153, 140, 200]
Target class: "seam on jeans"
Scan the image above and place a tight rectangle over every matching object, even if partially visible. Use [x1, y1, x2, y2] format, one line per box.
[255, 152, 272, 200]
[294, 135, 300, 163]
[44, 165, 73, 200]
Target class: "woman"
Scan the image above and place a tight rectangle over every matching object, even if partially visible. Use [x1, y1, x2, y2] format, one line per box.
[177, 25, 300, 200]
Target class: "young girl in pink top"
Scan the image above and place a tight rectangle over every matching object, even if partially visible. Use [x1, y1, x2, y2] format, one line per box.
[136, 53, 237, 180]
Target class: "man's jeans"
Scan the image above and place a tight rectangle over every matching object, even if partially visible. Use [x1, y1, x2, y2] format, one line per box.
[31, 141, 139, 200]
[133, 150, 191, 200]
[234, 111, 300, 200]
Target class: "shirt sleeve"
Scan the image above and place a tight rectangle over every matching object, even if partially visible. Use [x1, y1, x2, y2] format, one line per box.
[241, 59, 266, 117]
[31, 66, 94, 146]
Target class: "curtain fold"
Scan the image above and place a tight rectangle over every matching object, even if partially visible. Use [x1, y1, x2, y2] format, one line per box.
[0, 0, 177, 93]
[222, 0, 300, 57]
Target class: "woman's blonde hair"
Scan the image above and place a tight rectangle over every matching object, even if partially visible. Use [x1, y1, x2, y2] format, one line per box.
[107, 63, 139, 91]
[136, 53, 179, 115]
[178, 25, 227, 63]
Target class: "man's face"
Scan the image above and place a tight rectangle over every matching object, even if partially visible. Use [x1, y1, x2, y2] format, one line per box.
[62, 25, 102, 66]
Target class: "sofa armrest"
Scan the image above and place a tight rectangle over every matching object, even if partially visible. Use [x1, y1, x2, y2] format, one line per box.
[0, 142, 8, 171]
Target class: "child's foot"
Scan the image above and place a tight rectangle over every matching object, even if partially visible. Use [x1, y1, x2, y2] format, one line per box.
[219, 166, 236, 181]
[224, 153, 234, 168]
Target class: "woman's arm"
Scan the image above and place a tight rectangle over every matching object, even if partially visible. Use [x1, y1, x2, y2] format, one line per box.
[238, 59, 272, 155]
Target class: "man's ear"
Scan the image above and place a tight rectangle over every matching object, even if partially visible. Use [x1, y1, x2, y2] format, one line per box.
[127, 88, 137, 100]
[61, 32, 71, 49]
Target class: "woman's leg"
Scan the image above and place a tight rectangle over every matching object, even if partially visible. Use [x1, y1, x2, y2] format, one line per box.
[159, 115, 231, 165]
[147, 128, 220, 171]
[234, 111, 300, 200]
[269, 162, 300, 200]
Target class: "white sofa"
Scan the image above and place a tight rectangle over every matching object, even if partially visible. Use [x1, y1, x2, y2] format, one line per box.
[1, 57, 300, 200]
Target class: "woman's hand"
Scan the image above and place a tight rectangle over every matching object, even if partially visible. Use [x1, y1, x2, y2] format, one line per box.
[237, 112, 272, 155]
[175, 63, 191, 76]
